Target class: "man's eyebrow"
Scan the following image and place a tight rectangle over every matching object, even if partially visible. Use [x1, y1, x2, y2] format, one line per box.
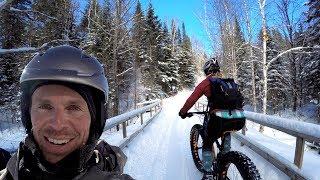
[32, 98, 52, 104]
[65, 99, 86, 105]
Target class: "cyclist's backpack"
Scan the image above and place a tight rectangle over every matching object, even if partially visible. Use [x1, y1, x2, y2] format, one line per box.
[208, 78, 244, 113]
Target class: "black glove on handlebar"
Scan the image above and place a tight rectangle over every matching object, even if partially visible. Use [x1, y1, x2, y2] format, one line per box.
[179, 111, 187, 119]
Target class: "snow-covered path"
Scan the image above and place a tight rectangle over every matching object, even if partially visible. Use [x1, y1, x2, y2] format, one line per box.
[122, 91, 320, 180]
[123, 91, 203, 180]
[122, 91, 284, 179]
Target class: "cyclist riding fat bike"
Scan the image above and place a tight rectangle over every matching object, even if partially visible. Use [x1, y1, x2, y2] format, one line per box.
[179, 57, 245, 180]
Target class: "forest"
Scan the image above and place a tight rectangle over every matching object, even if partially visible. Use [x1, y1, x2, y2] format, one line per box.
[0, 0, 197, 120]
[0, 0, 319, 124]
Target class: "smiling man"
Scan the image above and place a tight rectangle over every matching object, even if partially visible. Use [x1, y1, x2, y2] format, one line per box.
[0, 45, 132, 179]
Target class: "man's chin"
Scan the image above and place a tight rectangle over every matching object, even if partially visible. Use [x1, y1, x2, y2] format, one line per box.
[40, 137, 78, 163]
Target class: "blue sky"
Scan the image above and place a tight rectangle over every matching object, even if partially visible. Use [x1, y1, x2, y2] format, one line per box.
[140, 0, 209, 53]
[79, 0, 308, 55]
[140, 0, 307, 55]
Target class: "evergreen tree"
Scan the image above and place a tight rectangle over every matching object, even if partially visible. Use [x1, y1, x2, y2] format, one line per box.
[178, 23, 196, 88]
[306, 0, 320, 44]
[144, 3, 162, 95]
[305, 0, 320, 104]
[234, 18, 251, 104]
[0, 0, 31, 107]
[131, 0, 148, 105]
[175, 27, 182, 45]
[156, 23, 178, 93]
[80, 0, 101, 55]
[132, 0, 147, 67]
[267, 29, 288, 113]
[32, 0, 76, 47]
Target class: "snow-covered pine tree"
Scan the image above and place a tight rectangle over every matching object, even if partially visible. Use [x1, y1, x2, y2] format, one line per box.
[132, 0, 147, 107]
[98, 0, 115, 115]
[0, 0, 31, 121]
[32, 0, 76, 47]
[180, 23, 195, 88]
[175, 27, 182, 45]
[267, 29, 288, 113]
[233, 18, 251, 104]
[80, 0, 101, 55]
[156, 23, 172, 93]
[144, 3, 162, 96]
[305, 0, 320, 105]
[165, 23, 180, 94]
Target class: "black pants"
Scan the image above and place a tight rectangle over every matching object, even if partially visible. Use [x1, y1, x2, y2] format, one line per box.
[202, 115, 245, 151]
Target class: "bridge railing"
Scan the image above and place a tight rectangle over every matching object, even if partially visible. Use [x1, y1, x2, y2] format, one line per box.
[195, 101, 320, 180]
[104, 99, 162, 149]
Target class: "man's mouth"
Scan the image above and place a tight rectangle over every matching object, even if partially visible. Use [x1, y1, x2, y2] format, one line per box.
[45, 137, 73, 145]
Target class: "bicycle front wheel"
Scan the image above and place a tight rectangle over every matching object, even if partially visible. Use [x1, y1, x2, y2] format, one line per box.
[217, 151, 261, 180]
[190, 124, 204, 172]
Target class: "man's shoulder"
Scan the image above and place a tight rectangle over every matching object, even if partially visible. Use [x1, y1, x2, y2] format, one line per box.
[78, 165, 133, 180]
[196, 77, 211, 89]
[95, 140, 127, 173]
[0, 152, 18, 180]
[78, 141, 133, 180]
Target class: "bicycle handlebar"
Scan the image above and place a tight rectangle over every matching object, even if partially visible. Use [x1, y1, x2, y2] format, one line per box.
[186, 111, 209, 117]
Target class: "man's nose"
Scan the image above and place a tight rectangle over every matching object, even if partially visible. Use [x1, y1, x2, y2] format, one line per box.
[49, 108, 65, 130]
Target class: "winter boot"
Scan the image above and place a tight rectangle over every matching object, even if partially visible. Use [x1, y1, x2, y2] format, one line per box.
[222, 133, 231, 154]
[202, 150, 213, 171]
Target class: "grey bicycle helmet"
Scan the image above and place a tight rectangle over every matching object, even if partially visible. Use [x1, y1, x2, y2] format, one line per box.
[203, 57, 220, 75]
[20, 45, 109, 141]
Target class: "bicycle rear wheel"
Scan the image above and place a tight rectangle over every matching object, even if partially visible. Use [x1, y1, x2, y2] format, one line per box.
[217, 151, 261, 180]
[190, 124, 204, 172]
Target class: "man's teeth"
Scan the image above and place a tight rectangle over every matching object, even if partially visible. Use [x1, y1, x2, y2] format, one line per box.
[47, 137, 71, 145]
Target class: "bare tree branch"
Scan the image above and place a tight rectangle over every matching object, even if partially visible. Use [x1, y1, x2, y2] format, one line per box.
[116, 67, 133, 77]
[0, 0, 13, 11]
[266, 46, 320, 70]
[9, 7, 58, 20]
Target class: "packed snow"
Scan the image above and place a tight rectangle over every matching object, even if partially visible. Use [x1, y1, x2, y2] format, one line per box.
[121, 90, 320, 179]
[0, 90, 319, 179]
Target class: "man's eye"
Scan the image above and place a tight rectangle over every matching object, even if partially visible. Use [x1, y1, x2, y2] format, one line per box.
[38, 104, 52, 110]
[66, 105, 82, 111]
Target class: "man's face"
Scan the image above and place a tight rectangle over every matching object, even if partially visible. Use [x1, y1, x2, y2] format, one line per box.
[30, 85, 91, 164]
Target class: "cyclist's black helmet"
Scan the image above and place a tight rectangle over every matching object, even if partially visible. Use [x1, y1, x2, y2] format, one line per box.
[203, 57, 220, 75]
[20, 45, 109, 141]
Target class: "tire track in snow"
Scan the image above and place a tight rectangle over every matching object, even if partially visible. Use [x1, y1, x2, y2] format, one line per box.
[123, 98, 176, 179]
[123, 92, 202, 179]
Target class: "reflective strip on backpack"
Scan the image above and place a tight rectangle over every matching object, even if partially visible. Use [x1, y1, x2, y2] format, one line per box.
[214, 110, 245, 119]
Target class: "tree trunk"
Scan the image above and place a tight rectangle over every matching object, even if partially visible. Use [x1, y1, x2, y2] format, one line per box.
[259, 0, 267, 133]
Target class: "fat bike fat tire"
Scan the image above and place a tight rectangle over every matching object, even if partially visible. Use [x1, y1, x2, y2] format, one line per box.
[217, 151, 261, 180]
[190, 124, 204, 172]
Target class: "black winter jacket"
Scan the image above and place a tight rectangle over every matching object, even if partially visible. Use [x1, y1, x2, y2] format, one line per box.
[0, 136, 133, 180]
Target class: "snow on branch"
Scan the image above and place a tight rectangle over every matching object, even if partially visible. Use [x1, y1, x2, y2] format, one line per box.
[0, 39, 75, 55]
[116, 67, 133, 77]
[266, 46, 320, 70]
[9, 7, 58, 20]
[0, 0, 13, 11]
